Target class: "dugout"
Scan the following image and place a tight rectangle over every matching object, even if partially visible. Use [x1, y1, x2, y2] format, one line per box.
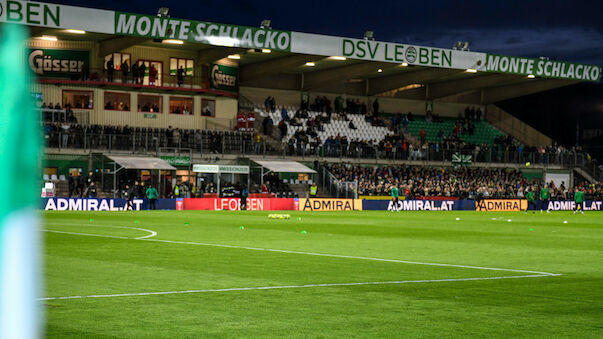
[104, 155, 176, 197]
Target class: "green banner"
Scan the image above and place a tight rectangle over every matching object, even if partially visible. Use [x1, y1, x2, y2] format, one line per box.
[28, 48, 89, 78]
[160, 156, 190, 167]
[114, 12, 291, 52]
[192, 164, 249, 174]
[210, 63, 238, 93]
[143, 113, 157, 119]
[486, 54, 601, 82]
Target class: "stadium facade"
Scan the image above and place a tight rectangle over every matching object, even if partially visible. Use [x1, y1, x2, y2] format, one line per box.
[1, 0, 601, 198]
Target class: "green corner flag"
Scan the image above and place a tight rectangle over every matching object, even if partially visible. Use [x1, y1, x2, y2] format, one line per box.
[0, 24, 43, 338]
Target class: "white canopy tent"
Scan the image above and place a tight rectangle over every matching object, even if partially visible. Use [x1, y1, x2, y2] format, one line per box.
[105, 155, 176, 197]
[251, 160, 316, 174]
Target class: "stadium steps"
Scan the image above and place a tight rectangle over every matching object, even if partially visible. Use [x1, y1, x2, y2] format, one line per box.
[289, 183, 310, 198]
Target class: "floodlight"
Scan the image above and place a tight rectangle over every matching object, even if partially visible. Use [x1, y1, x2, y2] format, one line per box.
[261, 19, 272, 29]
[157, 7, 170, 17]
[364, 31, 375, 40]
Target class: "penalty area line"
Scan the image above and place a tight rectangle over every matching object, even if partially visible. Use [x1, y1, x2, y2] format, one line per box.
[41, 274, 558, 301]
[42, 229, 561, 277]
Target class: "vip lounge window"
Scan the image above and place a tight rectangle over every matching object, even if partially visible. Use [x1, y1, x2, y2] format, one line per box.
[62, 90, 93, 109]
[104, 92, 130, 111]
[169, 97, 193, 115]
[136, 60, 163, 86]
[169, 58, 194, 76]
[201, 99, 215, 117]
[104, 53, 131, 71]
[138, 95, 162, 113]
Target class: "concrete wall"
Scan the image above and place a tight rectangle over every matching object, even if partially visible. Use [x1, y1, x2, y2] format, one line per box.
[486, 105, 553, 146]
[240, 86, 469, 118]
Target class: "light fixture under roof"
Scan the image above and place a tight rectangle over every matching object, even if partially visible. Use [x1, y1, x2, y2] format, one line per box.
[163, 39, 184, 45]
[304, 61, 316, 67]
[401, 62, 408, 67]
[228, 54, 241, 60]
[527, 74, 536, 78]
[64, 29, 86, 34]
[330, 56, 346, 61]
[465, 68, 478, 73]
[261, 48, 271, 53]
[37, 35, 57, 41]
[377, 68, 383, 73]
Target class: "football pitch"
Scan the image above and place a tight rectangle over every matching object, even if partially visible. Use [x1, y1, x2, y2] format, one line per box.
[43, 210, 602, 338]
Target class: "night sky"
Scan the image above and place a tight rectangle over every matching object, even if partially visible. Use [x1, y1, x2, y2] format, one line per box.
[39, 0, 603, 150]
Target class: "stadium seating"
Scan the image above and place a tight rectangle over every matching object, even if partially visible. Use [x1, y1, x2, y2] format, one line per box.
[407, 118, 504, 145]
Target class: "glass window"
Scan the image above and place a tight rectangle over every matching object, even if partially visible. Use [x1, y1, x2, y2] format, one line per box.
[138, 95, 162, 113]
[104, 53, 131, 71]
[169, 97, 193, 115]
[63, 90, 93, 109]
[169, 58, 194, 76]
[201, 99, 215, 117]
[104, 92, 131, 111]
[136, 60, 162, 86]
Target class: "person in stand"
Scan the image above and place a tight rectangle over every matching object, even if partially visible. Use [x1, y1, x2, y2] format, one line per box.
[240, 185, 249, 210]
[121, 60, 129, 83]
[146, 184, 158, 210]
[573, 187, 585, 215]
[173, 182, 180, 199]
[525, 186, 536, 214]
[77, 172, 85, 197]
[539, 184, 551, 213]
[126, 183, 137, 210]
[85, 171, 95, 188]
[131, 62, 139, 84]
[309, 183, 318, 198]
[390, 184, 400, 212]
[85, 181, 97, 198]
[106, 57, 114, 82]
[149, 64, 157, 86]
[138, 62, 146, 85]
[177, 65, 185, 87]
[68, 173, 75, 198]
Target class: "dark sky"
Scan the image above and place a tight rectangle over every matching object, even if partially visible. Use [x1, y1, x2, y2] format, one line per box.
[42, 0, 603, 65]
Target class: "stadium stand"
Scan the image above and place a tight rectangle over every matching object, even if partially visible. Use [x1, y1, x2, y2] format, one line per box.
[324, 162, 603, 200]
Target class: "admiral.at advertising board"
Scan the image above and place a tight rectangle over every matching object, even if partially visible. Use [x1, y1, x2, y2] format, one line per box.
[475, 199, 527, 212]
[42, 198, 176, 211]
[297, 198, 362, 211]
[362, 199, 474, 211]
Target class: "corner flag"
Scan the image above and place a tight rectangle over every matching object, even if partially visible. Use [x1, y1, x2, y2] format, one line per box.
[0, 24, 43, 338]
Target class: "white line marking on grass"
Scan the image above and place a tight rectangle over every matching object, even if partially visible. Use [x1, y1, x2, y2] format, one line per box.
[42, 229, 560, 277]
[41, 274, 559, 301]
[45, 223, 156, 240]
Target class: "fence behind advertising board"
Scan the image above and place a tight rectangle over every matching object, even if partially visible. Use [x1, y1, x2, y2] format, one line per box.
[297, 198, 362, 211]
[42, 198, 176, 211]
[362, 199, 474, 211]
[183, 198, 294, 211]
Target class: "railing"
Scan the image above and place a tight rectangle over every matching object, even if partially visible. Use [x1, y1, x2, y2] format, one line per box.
[318, 164, 358, 199]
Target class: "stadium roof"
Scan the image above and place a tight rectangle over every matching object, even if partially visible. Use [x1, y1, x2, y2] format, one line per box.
[2, 0, 601, 103]
[106, 155, 176, 170]
[252, 160, 316, 174]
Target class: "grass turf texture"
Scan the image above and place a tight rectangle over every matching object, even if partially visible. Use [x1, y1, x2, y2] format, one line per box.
[43, 211, 602, 338]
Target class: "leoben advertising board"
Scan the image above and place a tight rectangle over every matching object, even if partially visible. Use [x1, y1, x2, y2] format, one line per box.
[297, 198, 362, 211]
[210, 63, 238, 93]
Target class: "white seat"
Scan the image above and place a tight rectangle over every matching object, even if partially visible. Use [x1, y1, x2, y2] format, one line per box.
[43, 174, 50, 181]
[50, 174, 58, 181]
[59, 175, 66, 181]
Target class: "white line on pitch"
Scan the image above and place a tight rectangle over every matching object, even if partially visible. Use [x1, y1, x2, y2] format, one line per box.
[45, 223, 156, 240]
[40, 274, 558, 301]
[42, 229, 560, 277]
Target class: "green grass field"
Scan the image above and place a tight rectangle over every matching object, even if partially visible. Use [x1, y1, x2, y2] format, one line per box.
[43, 210, 602, 338]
